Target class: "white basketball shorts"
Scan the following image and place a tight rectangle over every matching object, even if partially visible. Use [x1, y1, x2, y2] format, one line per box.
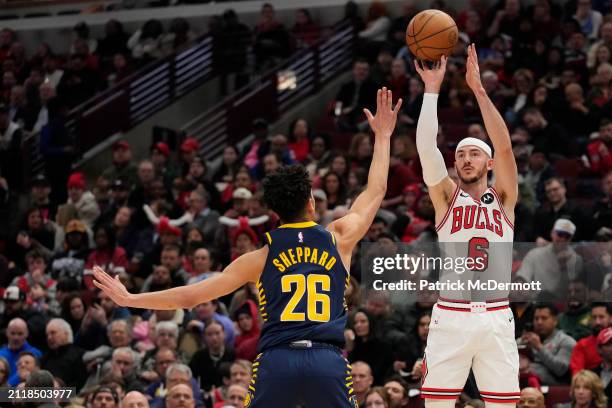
[420, 298, 520, 404]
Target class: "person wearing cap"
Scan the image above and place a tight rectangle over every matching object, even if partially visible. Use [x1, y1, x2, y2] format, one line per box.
[570, 302, 612, 376]
[516, 218, 584, 295]
[0, 286, 47, 352]
[51, 219, 90, 283]
[66, 172, 101, 228]
[101, 139, 138, 187]
[179, 138, 200, 175]
[11, 173, 57, 235]
[0, 100, 24, 191]
[591, 326, 612, 397]
[151, 142, 177, 189]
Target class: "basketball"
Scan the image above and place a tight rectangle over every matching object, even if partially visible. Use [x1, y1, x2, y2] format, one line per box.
[406, 9, 458, 61]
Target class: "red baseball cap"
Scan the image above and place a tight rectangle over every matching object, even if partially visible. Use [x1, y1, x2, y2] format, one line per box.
[153, 142, 170, 158]
[67, 172, 86, 190]
[180, 137, 199, 153]
[598, 327, 612, 346]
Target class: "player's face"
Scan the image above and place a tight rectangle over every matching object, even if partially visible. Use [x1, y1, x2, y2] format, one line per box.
[455, 148, 491, 185]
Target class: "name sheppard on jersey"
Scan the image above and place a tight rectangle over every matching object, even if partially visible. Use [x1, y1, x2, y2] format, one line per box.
[372, 279, 542, 291]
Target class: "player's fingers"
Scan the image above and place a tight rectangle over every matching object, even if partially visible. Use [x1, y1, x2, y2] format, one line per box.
[376, 88, 382, 109]
[440, 54, 448, 69]
[363, 108, 374, 122]
[393, 98, 403, 114]
[381, 86, 388, 108]
[414, 60, 423, 75]
[387, 89, 392, 110]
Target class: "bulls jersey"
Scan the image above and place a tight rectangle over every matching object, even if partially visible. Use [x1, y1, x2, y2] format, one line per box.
[435, 186, 514, 301]
[256, 221, 349, 352]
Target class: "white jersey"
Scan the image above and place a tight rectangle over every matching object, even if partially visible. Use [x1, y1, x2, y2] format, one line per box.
[435, 185, 514, 301]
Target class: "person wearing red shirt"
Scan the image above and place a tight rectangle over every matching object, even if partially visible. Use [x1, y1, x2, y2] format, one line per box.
[587, 119, 612, 176]
[570, 302, 611, 375]
[84, 224, 128, 290]
[382, 156, 417, 210]
[287, 118, 310, 163]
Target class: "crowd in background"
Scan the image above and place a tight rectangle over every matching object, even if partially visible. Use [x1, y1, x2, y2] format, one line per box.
[0, 0, 612, 407]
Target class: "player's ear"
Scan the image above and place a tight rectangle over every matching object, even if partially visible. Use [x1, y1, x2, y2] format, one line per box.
[487, 158, 494, 171]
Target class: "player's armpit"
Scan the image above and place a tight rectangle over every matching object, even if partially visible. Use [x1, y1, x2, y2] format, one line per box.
[427, 176, 457, 225]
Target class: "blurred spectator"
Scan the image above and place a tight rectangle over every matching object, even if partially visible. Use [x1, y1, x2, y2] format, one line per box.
[383, 376, 410, 408]
[364, 386, 392, 408]
[0, 102, 23, 191]
[591, 327, 612, 400]
[351, 361, 374, 406]
[574, 0, 603, 40]
[522, 108, 572, 158]
[212, 146, 241, 184]
[40, 318, 87, 389]
[189, 320, 235, 392]
[233, 300, 260, 361]
[128, 19, 165, 64]
[101, 140, 138, 187]
[554, 369, 607, 408]
[517, 219, 583, 295]
[359, 2, 391, 43]
[287, 119, 311, 164]
[8, 350, 40, 386]
[587, 22, 612, 69]
[346, 309, 394, 385]
[97, 20, 130, 65]
[57, 53, 104, 109]
[593, 171, 612, 233]
[587, 119, 612, 176]
[0, 318, 41, 377]
[292, 9, 320, 49]
[487, 0, 525, 39]
[335, 59, 378, 132]
[521, 303, 576, 385]
[533, 179, 589, 242]
[165, 383, 195, 408]
[518, 387, 545, 408]
[161, 18, 196, 56]
[123, 391, 150, 408]
[40, 97, 75, 203]
[570, 303, 611, 375]
[217, 10, 251, 95]
[253, 3, 291, 70]
[398, 77, 424, 128]
[558, 280, 591, 341]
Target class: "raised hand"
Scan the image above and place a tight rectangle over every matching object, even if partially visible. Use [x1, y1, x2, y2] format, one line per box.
[466, 43, 484, 93]
[93, 266, 132, 307]
[363, 87, 403, 138]
[414, 55, 447, 94]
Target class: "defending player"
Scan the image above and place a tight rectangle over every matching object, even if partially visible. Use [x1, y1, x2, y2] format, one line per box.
[92, 88, 402, 407]
[414, 44, 520, 405]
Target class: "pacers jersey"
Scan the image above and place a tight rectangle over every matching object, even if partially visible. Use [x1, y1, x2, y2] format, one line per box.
[256, 221, 349, 352]
[435, 186, 514, 301]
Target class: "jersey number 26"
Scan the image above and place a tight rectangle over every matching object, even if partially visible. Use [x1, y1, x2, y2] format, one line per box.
[281, 274, 331, 322]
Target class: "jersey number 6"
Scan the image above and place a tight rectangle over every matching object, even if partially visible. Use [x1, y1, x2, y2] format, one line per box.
[281, 274, 331, 322]
[468, 237, 489, 271]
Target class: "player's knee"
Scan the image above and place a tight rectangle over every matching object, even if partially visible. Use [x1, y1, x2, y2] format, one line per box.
[425, 399, 455, 408]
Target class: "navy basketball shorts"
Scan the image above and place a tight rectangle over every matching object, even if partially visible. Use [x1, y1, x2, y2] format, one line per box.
[245, 343, 358, 408]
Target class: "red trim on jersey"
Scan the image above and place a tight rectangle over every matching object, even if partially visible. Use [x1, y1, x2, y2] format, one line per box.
[438, 304, 509, 312]
[437, 304, 471, 312]
[421, 395, 460, 400]
[421, 388, 463, 392]
[490, 187, 514, 230]
[435, 185, 460, 232]
[438, 296, 471, 304]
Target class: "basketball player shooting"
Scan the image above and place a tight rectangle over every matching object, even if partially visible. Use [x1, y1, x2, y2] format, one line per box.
[414, 44, 520, 405]
[93, 88, 402, 407]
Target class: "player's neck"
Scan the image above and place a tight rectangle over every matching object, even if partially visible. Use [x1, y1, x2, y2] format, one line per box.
[459, 179, 489, 201]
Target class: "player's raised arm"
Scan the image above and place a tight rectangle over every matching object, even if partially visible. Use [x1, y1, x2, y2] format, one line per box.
[413, 56, 456, 220]
[329, 87, 402, 250]
[93, 247, 267, 310]
[466, 43, 517, 213]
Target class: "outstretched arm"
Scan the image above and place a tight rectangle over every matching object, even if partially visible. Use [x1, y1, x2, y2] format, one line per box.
[329, 87, 402, 255]
[466, 43, 517, 214]
[93, 246, 267, 310]
[414, 57, 456, 221]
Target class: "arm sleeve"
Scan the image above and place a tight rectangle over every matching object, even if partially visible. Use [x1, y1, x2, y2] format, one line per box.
[416, 93, 448, 186]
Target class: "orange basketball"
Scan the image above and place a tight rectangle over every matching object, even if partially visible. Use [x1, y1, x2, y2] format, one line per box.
[406, 9, 458, 61]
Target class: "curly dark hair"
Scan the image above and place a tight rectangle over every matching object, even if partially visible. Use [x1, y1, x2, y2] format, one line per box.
[263, 165, 311, 223]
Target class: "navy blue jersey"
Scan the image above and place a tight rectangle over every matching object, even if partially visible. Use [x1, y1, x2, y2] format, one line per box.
[257, 221, 349, 352]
